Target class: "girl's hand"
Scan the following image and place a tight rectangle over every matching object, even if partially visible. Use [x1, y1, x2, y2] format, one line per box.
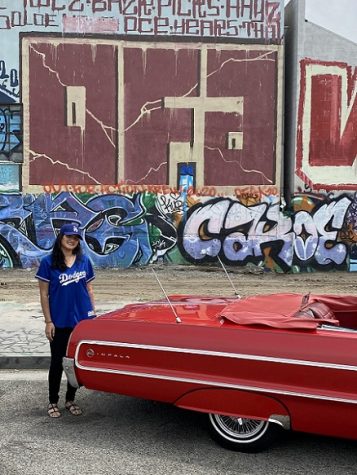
[45, 322, 55, 342]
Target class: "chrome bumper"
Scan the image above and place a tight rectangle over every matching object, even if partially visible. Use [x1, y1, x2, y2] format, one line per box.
[63, 357, 80, 388]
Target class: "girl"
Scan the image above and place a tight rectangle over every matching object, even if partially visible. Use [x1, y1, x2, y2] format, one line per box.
[36, 223, 96, 418]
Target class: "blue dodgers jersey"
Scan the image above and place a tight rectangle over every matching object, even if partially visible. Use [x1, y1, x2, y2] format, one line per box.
[35, 254, 95, 328]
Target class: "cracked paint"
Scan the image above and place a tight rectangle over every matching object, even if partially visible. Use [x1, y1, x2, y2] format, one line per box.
[29, 44, 117, 148]
[126, 160, 168, 184]
[125, 51, 275, 132]
[26, 39, 118, 186]
[25, 39, 279, 190]
[29, 150, 101, 184]
[205, 146, 273, 184]
[124, 47, 277, 187]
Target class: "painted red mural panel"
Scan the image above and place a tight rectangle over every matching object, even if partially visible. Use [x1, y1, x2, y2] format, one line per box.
[205, 49, 277, 186]
[123, 47, 198, 184]
[124, 46, 278, 187]
[297, 59, 357, 191]
[309, 74, 357, 167]
[26, 39, 279, 188]
[309, 75, 341, 166]
[28, 41, 117, 185]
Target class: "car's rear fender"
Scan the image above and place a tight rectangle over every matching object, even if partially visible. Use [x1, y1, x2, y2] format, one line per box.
[175, 389, 290, 429]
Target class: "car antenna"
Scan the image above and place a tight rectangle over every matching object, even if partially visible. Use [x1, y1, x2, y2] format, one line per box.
[151, 267, 182, 323]
[217, 255, 241, 298]
[201, 249, 241, 298]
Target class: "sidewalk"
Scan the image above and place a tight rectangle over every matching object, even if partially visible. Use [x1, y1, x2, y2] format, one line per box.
[1, 266, 356, 370]
[0, 299, 126, 370]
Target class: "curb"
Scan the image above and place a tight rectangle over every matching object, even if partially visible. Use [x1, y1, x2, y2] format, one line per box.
[0, 356, 51, 370]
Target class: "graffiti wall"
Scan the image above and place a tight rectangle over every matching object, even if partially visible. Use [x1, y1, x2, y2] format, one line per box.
[180, 192, 356, 272]
[1, 190, 356, 273]
[0, 191, 176, 268]
[0, 0, 357, 273]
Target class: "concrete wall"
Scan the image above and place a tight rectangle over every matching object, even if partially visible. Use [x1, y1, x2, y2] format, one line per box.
[1, 0, 357, 273]
[285, 0, 357, 194]
[1, 0, 292, 271]
[283, 0, 357, 272]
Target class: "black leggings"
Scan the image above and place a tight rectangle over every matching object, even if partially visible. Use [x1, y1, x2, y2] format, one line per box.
[49, 327, 77, 404]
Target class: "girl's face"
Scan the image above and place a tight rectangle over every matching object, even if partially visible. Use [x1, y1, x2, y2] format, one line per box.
[61, 234, 80, 252]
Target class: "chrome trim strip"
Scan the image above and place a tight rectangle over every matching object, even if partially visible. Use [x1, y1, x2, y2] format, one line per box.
[269, 415, 290, 430]
[74, 340, 357, 406]
[75, 339, 357, 372]
[75, 361, 357, 405]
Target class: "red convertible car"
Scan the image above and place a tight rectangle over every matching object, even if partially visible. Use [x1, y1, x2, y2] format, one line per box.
[63, 292, 357, 452]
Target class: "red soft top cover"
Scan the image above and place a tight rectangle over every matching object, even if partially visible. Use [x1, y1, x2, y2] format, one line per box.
[220, 293, 357, 330]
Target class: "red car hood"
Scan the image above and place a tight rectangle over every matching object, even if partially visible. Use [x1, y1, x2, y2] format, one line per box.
[98, 295, 237, 326]
[96, 293, 357, 330]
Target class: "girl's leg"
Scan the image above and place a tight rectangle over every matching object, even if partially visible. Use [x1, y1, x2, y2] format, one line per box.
[49, 328, 72, 404]
[65, 381, 77, 403]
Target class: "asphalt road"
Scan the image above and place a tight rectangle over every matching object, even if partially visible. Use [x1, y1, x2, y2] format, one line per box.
[0, 371, 357, 475]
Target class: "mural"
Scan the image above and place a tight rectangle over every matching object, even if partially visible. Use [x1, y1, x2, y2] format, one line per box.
[0, 1, 356, 273]
[297, 59, 357, 191]
[0, 104, 22, 161]
[0, 191, 355, 273]
[23, 38, 280, 189]
[179, 194, 354, 272]
[0, 192, 177, 268]
[0, 0, 284, 105]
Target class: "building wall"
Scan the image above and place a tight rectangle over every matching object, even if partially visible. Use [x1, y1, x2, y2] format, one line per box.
[284, 0, 357, 272]
[1, 0, 357, 273]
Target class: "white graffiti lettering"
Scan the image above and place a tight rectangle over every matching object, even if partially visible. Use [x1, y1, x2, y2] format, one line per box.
[294, 197, 351, 265]
[181, 197, 351, 270]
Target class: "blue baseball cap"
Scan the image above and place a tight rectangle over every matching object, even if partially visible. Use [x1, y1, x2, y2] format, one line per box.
[60, 223, 82, 239]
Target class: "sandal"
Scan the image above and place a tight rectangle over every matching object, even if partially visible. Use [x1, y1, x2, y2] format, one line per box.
[48, 403, 61, 418]
[65, 401, 82, 416]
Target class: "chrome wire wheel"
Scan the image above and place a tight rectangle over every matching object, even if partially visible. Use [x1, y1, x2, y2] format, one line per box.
[209, 414, 268, 443]
[208, 413, 281, 452]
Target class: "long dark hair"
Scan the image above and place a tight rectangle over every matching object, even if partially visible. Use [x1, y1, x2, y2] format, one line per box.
[51, 233, 82, 271]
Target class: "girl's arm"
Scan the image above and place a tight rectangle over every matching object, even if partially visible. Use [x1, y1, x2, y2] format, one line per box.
[87, 281, 96, 315]
[39, 280, 55, 341]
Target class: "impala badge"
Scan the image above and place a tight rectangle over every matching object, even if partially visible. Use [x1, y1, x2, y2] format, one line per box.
[86, 348, 95, 358]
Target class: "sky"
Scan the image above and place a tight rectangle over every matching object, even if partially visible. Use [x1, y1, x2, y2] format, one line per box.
[285, 0, 357, 44]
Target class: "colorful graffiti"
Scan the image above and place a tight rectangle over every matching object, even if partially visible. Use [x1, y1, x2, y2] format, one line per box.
[0, 1, 283, 39]
[0, 191, 355, 272]
[297, 59, 357, 191]
[0, 192, 177, 268]
[178, 194, 354, 272]
[0, 105, 22, 160]
[0, 1, 356, 274]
